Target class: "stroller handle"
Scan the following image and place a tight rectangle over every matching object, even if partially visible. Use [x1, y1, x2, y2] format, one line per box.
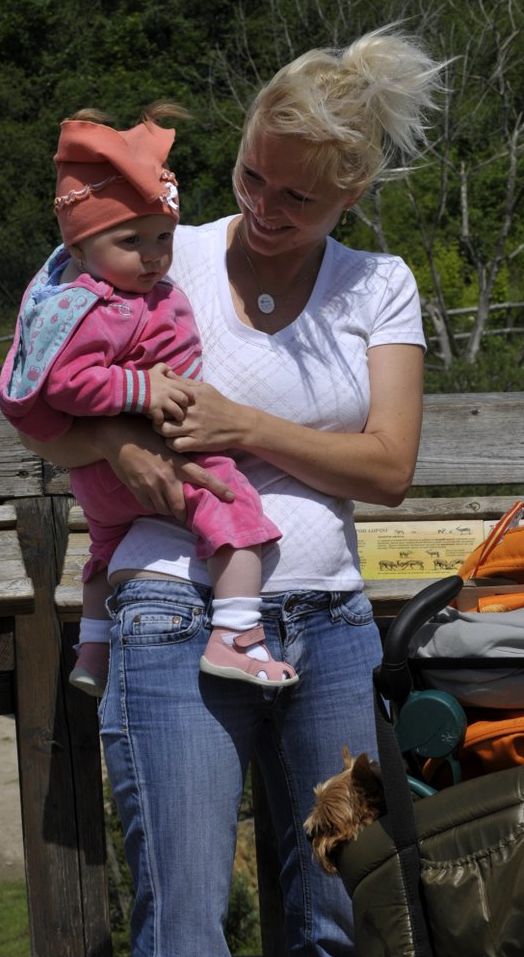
[375, 575, 463, 706]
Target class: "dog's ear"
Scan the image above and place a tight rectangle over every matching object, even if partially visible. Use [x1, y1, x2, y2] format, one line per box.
[341, 744, 354, 769]
[352, 753, 385, 816]
[352, 752, 376, 780]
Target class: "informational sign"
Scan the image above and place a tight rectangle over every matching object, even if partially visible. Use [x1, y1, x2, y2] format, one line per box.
[355, 520, 486, 579]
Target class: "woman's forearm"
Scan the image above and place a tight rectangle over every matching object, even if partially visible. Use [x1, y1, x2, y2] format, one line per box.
[19, 418, 108, 467]
[240, 409, 417, 505]
[241, 346, 423, 504]
[162, 345, 424, 506]
[166, 401, 416, 504]
[20, 416, 176, 470]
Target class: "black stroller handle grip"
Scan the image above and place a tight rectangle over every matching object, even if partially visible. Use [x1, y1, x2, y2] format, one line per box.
[375, 575, 463, 705]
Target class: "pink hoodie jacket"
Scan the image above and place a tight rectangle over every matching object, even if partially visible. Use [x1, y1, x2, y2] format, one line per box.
[0, 247, 202, 440]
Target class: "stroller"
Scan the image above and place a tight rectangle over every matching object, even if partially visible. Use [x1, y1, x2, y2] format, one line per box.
[336, 569, 524, 956]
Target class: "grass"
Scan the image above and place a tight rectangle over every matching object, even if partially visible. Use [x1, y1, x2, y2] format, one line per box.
[0, 870, 260, 957]
[0, 775, 261, 957]
[0, 881, 30, 957]
[0, 877, 133, 957]
[0, 777, 260, 957]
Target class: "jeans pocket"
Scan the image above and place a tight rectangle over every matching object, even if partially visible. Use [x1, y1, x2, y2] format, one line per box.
[337, 590, 374, 626]
[120, 604, 205, 646]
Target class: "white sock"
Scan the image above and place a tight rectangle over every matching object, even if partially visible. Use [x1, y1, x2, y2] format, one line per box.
[74, 617, 112, 652]
[211, 596, 261, 631]
[211, 597, 268, 661]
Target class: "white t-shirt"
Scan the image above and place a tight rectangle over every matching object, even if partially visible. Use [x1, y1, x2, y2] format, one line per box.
[108, 215, 425, 592]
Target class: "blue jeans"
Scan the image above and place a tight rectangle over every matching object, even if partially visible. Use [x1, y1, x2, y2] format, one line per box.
[99, 579, 383, 957]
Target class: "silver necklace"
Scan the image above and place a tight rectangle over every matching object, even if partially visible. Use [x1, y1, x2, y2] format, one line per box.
[236, 230, 277, 314]
[236, 228, 319, 316]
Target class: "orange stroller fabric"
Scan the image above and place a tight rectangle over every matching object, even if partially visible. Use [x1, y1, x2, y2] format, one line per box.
[458, 501, 524, 583]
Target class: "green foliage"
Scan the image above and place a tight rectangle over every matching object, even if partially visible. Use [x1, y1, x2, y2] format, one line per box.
[104, 784, 133, 956]
[0, 881, 30, 957]
[0, 0, 522, 383]
[425, 339, 524, 393]
[225, 872, 262, 956]
[411, 241, 479, 310]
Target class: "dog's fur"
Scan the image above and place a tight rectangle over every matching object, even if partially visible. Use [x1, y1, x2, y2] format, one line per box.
[304, 746, 386, 874]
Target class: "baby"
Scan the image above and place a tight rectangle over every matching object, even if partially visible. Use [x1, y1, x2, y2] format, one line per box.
[0, 103, 298, 696]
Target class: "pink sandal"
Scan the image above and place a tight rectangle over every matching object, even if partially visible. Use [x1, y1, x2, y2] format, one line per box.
[200, 625, 299, 688]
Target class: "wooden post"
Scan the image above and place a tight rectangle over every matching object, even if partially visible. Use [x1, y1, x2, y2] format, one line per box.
[14, 496, 112, 957]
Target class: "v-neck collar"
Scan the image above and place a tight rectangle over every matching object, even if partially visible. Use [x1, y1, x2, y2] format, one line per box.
[215, 215, 333, 344]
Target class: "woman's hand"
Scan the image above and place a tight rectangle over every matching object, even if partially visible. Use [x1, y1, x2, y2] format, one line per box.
[20, 415, 235, 519]
[102, 419, 190, 519]
[157, 379, 253, 453]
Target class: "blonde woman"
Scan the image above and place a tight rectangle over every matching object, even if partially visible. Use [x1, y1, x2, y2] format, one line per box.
[24, 26, 442, 957]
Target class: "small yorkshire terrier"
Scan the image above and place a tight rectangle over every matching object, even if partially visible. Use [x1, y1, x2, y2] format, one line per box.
[304, 746, 386, 874]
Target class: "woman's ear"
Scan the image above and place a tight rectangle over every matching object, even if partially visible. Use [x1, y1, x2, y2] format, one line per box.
[344, 187, 364, 211]
[339, 189, 364, 226]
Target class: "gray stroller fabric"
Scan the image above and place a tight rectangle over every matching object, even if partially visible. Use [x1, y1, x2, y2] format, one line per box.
[409, 606, 524, 708]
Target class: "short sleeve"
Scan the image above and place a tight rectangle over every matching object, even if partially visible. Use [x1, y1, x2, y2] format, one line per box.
[369, 259, 426, 351]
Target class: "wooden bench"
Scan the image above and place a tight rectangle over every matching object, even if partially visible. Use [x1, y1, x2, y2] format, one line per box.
[2, 391, 523, 956]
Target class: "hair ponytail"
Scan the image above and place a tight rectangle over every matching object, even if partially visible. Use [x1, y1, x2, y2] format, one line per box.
[339, 26, 443, 168]
[238, 24, 444, 193]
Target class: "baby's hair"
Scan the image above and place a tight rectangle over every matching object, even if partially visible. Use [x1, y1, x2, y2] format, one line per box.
[234, 25, 444, 196]
[65, 100, 190, 127]
[139, 100, 191, 124]
[67, 107, 115, 124]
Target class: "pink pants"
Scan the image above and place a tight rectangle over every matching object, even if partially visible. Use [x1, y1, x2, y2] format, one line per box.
[69, 455, 281, 582]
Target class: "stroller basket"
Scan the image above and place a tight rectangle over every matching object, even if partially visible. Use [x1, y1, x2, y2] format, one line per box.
[336, 575, 524, 957]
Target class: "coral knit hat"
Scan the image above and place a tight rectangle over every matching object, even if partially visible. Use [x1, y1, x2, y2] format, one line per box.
[54, 117, 179, 246]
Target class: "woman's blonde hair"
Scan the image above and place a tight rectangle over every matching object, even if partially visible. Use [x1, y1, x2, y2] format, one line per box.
[234, 25, 444, 196]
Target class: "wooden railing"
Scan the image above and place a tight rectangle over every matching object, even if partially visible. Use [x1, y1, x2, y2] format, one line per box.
[0, 391, 523, 956]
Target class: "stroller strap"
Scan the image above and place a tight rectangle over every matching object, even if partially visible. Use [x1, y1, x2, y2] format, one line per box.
[373, 673, 435, 956]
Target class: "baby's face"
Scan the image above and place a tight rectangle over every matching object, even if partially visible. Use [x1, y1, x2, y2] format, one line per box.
[74, 213, 176, 293]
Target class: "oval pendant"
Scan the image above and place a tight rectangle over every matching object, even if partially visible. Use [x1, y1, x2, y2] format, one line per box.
[258, 293, 275, 315]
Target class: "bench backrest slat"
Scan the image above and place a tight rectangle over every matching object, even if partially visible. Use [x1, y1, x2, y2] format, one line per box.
[414, 394, 524, 485]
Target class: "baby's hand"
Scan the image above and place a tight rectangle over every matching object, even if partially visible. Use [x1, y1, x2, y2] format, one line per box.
[146, 363, 190, 426]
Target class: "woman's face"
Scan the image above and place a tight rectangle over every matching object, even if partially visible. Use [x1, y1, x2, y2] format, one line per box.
[235, 132, 355, 258]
